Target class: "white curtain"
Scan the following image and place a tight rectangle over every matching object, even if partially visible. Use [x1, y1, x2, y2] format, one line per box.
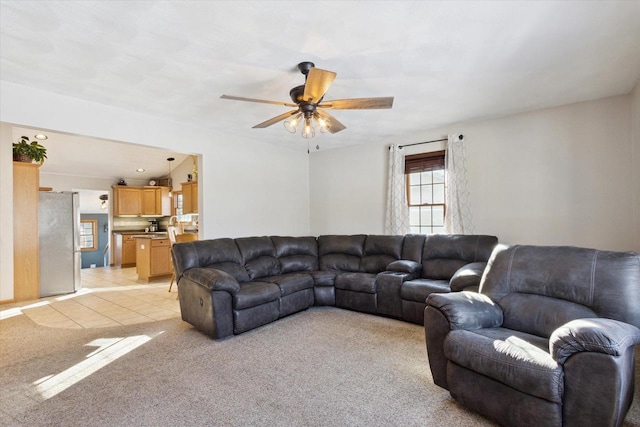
[444, 134, 474, 234]
[385, 144, 410, 235]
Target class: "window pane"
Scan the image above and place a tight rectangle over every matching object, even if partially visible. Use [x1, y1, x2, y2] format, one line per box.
[432, 169, 445, 184]
[420, 226, 431, 235]
[420, 206, 432, 226]
[409, 207, 420, 226]
[421, 185, 433, 204]
[410, 226, 420, 234]
[420, 171, 432, 184]
[409, 172, 420, 186]
[433, 183, 445, 204]
[432, 206, 444, 226]
[410, 186, 421, 204]
[432, 226, 445, 234]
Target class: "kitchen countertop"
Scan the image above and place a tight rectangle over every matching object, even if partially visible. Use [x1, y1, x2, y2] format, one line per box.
[113, 231, 168, 235]
[133, 235, 170, 240]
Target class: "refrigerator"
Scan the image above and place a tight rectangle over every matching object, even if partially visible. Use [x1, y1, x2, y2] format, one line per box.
[39, 191, 82, 297]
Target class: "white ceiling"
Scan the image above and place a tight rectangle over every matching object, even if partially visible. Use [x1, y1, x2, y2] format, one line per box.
[1, 1, 640, 158]
[11, 126, 190, 182]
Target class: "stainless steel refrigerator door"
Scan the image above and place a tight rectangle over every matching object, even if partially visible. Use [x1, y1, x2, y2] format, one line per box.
[72, 192, 82, 291]
[39, 192, 79, 297]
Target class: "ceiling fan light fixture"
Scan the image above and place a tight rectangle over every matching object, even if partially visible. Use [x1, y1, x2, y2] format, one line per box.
[283, 113, 302, 133]
[302, 117, 315, 139]
[314, 113, 331, 133]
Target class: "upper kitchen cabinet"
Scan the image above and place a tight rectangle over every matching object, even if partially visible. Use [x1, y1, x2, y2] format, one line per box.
[112, 186, 171, 216]
[141, 187, 170, 216]
[181, 182, 198, 214]
[113, 186, 141, 215]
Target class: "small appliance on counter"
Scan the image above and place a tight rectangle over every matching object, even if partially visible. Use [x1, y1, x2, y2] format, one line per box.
[148, 218, 159, 232]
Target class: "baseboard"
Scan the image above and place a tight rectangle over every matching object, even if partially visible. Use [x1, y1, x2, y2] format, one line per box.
[0, 298, 16, 305]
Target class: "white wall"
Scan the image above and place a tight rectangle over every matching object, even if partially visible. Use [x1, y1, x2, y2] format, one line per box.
[0, 81, 310, 301]
[310, 94, 635, 252]
[632, 80, 640, 252]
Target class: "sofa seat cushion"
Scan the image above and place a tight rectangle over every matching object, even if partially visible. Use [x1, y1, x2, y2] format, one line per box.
[260, 273, 314, 296]
[401, 279, 450, 302]
[335, 272, 377, 293]
[233, 282, 281, 310]
[444, 328, 563, 403]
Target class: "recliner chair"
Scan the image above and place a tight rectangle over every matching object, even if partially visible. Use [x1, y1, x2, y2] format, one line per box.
[424, 244, 640, 427]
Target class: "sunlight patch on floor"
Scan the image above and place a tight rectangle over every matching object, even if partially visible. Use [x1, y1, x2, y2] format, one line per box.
[33, 332, 162, 400]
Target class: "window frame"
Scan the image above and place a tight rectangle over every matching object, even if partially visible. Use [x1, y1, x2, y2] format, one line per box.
[79, 219, 98, 252]
[405, 150, 446, 235]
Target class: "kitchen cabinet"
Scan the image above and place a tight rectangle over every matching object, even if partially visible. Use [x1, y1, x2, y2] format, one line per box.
[112, 186, 170, 216]
[113, 186, 141, 215]
[13, 162, 40, 302]
[141, 187, 170, 216]
[136, 237, 172, 281]
[113, 233, 137, 267]
[181, 182, 198, 214]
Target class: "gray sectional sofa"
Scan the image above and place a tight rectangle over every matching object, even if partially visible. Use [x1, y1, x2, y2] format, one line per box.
[171, 234, 498, 339]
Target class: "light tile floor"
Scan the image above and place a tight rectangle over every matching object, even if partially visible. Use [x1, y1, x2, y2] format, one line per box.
[0, 267, 180, 329]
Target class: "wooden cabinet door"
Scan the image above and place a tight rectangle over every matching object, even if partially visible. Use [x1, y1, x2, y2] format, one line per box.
[115, 187, 141, 215]
[181, 182, 198, 214]
[150, 240, 171, 275]
[191, 183, 198, 213]
[13, 162, 40, 302]
[141, 188, 158, 215]
[122, 237, 137, 265]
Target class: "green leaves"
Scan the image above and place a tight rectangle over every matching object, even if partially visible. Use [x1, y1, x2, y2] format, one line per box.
[13, 135, 47, 163]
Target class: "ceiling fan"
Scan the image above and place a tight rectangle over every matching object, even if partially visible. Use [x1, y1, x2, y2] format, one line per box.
[220, 61, 394, 140]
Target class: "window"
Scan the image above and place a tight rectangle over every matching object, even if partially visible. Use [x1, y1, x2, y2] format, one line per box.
[405, 151, 446, 235]
[79, 219, 98, 251]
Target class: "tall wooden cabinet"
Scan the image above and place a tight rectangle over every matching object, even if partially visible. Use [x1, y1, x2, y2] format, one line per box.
[13, 162, 40, 302]
[181, 182, 198, 214]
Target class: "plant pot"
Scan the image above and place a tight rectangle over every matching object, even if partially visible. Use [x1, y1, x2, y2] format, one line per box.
[13, 153, 33, 163]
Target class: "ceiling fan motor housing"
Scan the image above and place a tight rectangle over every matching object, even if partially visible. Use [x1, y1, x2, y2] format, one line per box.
[297, 61, 315, 75]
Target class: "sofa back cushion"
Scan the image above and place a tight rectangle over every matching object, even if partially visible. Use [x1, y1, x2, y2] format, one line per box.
[318, 235, 366, 272]
[422, 234, 498, 279]
[172, 238, 250, 283]
[402, 234, 426, 262]
[481, 245, 640, 337]
[271, 236, 319, 273]
[360, 235, 404, 273]
[236, 236, 280, 280]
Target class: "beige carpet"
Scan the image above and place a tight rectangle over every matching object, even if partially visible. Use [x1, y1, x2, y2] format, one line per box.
[1, 307, 638, 426]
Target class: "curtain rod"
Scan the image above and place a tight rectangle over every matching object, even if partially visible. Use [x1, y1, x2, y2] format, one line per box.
[393, 134, 464, 150]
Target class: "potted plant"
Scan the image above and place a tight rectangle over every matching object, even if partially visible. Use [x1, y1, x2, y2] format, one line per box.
[13, 136, 47, 164]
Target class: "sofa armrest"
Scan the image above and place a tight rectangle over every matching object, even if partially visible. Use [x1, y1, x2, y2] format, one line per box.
[386, 260, 421, 276]
[426, 292, 503, 330]
[550, 318, 640, 365]
[449, 262, 487, 292]
[182, 268, 241, 295]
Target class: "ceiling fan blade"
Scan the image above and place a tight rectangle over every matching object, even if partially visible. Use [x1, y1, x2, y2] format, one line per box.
[303, 68, 336, 104]
[318, 97, 394, 110]
[221, 94, 297, 108]
[252, 109, 300, 128]
[315, 109, 347, 134]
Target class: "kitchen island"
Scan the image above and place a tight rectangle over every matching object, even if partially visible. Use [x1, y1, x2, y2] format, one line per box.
[134, 235, 172, 281]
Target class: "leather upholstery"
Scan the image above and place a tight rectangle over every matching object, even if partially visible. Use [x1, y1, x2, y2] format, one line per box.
[400, 234, 499, 325]
[173, 234, 498, 339]
[271, 236, 319, 272]
[425, 244, 640, 426]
